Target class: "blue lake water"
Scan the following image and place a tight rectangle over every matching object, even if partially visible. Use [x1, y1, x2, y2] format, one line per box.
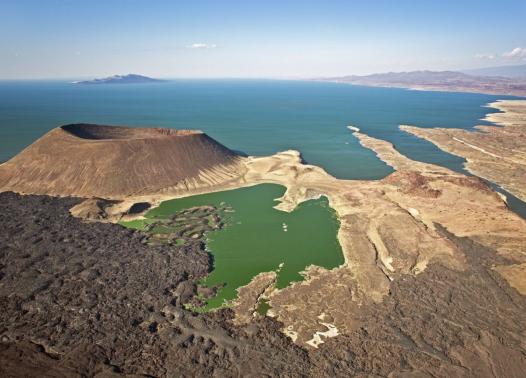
[1, 79, 524, 216]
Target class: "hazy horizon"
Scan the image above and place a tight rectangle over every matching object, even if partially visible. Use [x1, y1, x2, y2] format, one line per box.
[1, 0, 525, 79]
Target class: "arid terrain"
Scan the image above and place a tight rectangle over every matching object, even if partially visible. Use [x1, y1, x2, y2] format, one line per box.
[319, 70, 526, 96]
[0, 192, 309, 377]
[401, 100, 526, 202]
[1, 191, 525, 377]
[1, 102, 526, 377]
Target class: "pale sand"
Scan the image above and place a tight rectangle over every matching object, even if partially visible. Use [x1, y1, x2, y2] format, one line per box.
[494, 263, 526, 295]
[401, 99, 526, 202]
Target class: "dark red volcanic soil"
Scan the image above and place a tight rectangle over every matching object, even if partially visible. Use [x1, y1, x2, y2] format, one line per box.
[1, 192, 525, 377]
[0, 124, 243, 198]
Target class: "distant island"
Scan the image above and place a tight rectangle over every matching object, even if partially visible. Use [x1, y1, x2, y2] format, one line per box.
[73, 74, 165, 85]
[318, 69, 526, 97]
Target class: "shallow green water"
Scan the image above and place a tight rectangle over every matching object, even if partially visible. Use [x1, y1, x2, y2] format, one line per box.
[122, 183, 344, 310]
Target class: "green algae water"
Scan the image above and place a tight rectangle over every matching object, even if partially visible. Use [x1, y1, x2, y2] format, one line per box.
[121, 184, 344, 310]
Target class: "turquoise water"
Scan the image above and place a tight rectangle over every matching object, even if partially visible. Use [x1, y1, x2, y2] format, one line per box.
[0, 80, 512, 177]
[1, 79, 524, 216]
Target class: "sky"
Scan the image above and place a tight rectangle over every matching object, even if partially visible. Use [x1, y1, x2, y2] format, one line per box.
[1, 0, 525, 79]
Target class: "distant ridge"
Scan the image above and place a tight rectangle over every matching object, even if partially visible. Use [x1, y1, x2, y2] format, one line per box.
[461, 64, 526, 79]
[0, 124, 244, 198]
[318, 70, 526, 97]
[73, 74, 165, 84]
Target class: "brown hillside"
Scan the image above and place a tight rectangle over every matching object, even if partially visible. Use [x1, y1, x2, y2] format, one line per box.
[0, 124, 245, 198]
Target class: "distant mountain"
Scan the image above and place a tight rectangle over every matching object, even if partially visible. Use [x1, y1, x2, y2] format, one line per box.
[319, 70, 526, 97]
[73, 74, 165, 84]
[461, 64, 526, 79]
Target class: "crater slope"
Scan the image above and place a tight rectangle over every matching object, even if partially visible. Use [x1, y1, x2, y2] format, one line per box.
[1, 117, 526, 376]
[0, 124, 245, 198]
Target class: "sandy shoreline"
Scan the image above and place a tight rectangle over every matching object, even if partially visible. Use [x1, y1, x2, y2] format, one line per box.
[401, 99, 526, 203]
[316, 78, 526, 97]
[2, 102, 526, 349]
[85, 112, 526, 347]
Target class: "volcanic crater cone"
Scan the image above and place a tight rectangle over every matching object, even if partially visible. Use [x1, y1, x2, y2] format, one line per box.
[0, 124, 245, 198]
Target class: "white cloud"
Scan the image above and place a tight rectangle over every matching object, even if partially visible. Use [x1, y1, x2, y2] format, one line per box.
[475, 53, 495, 60]
[188, 43, 217, 49]
[503, 47, 526, 60]
[475, 47, 526, 63]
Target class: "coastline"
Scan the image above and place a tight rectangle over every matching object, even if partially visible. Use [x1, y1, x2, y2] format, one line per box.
[315, 79, 526, 97]
[2, 101, 525, 348]
[400, 99, 526, 203]
[89, 117, 526, 347]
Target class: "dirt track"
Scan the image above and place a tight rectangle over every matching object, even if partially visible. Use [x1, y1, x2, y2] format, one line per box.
[1, 192, 525, 377]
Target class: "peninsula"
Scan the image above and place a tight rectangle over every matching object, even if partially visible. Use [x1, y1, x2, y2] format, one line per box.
[319, 70, 526, 96]
[401, 100, 526, 202]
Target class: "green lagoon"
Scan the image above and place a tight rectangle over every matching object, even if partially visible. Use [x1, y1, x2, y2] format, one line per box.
[121, 184, 344, 310]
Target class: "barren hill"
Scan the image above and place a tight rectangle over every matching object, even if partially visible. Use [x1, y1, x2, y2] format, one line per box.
[319, 70, 526, 96]
[0, 124, 245, 198]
